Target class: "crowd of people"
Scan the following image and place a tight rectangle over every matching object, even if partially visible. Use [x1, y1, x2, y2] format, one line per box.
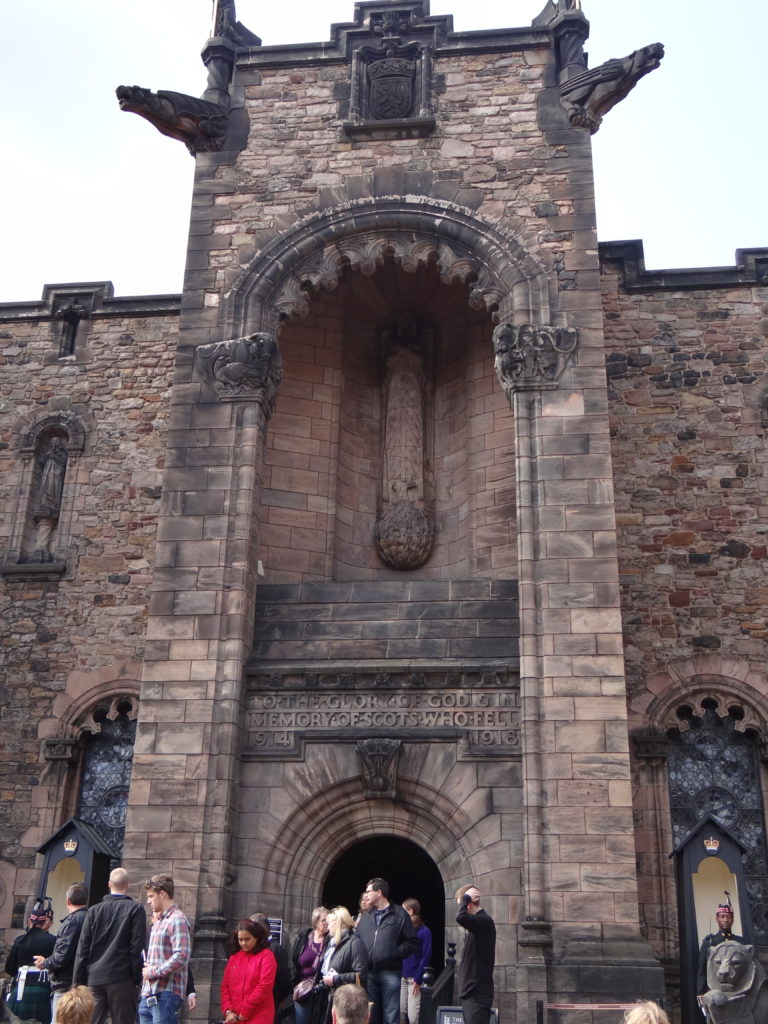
[1, 869, 675, 1024]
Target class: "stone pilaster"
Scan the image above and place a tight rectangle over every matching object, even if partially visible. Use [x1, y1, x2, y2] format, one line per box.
[497, 323, 664, 1015]
[123, 332, 282, 991]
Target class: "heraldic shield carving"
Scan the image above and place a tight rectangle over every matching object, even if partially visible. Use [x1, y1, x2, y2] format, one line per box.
[368, 55, 416, 120]
[344, 8, 434, 133]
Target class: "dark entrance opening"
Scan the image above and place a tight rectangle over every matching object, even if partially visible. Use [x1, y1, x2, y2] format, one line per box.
[322, 834, 445, 972]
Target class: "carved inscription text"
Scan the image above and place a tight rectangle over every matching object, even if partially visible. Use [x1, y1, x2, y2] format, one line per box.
[245, 688, 520, 759]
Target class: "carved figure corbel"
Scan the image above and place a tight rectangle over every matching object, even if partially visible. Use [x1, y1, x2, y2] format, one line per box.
[493, 322, 578, 396]
[559, 43, 665, 133]
[195, 333, 283, 412]
[357, 738, 402, 801]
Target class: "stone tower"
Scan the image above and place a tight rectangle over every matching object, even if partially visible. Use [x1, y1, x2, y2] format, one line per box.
[120, 0, 667, 1018]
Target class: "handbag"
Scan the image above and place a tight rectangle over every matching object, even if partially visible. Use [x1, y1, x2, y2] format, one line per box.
[293, 978, 315, 1003]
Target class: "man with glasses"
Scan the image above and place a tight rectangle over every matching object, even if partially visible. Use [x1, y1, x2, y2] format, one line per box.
[355, 879, 418, 1024]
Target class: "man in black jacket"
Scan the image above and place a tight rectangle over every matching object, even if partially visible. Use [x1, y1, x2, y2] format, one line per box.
[455, 884, 496, 1024]
[355, 878, 418, 1024]
[33, 882, 89, 1019]
[72, 867, 145, 1024]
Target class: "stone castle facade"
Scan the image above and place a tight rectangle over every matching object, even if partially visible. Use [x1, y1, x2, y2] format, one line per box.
[1, 3, 767, 1022]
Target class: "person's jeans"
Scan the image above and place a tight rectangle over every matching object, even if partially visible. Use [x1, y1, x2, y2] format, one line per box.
[139, 990, 183, 1024]
[368, 970, 401, 1024]
[294, 998, 313, 1024]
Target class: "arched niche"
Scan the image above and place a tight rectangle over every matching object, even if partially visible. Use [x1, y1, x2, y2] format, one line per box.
[222, 197, 552, 336]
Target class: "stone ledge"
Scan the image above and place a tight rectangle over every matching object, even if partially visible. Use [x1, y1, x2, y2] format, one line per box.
[0, 560, 66, 581]
[342, 117, 436, 140]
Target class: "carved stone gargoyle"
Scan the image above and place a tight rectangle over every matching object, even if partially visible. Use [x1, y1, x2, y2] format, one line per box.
[116, 0, 260, 154]
[698, 941, 768, 1024]
[115, 86, 229, 155]
[560, 43, 665, 133]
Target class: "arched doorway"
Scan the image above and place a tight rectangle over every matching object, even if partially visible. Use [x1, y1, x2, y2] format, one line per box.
[322, 834, 446, 971]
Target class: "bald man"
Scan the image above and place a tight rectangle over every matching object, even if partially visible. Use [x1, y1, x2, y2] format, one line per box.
[73, 868, 145, 1024]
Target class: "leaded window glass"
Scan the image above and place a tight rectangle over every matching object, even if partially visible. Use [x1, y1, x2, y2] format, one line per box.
[76, 704, 136, 858]
[667, 700, 768, 943]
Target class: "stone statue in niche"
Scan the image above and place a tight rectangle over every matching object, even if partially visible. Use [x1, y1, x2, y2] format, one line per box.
[493, 322, 578, 396]
[374, 315, 434, 570]
[698, 941, 768, 1023]
[32, 436, 68, 560]
[357, 738, 402, 800]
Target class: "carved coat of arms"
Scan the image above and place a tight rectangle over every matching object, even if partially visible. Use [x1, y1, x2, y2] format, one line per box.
[368, 56, 416, 120]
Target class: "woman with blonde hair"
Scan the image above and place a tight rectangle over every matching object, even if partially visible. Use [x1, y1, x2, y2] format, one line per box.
[623, 1002, 669, 1024]
[313, 907, 368, 1024]
[54, 986, 94, 1024]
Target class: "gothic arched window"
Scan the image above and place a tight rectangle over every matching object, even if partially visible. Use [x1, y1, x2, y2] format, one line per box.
[667, 699, 768, 942]
[76, 698, 137, 859]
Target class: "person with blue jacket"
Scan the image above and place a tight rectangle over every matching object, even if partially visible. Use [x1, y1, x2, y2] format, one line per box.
[399, 899, 431, 1024]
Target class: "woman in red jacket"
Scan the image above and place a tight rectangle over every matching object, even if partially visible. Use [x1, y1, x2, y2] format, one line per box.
[222, 919, 277, 1024]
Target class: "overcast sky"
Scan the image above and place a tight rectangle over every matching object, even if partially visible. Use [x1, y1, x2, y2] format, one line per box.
[1, 0, 765, 302]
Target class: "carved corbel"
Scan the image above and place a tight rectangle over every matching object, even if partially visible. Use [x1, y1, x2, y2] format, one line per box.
[42, 737, 77, 763]
[195, 332, 283, 412]
[492, 322, 578, 397]
[357, 738, 402, 800]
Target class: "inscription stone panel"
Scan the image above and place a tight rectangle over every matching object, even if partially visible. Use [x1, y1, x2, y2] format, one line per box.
[244, 674, 520, 760]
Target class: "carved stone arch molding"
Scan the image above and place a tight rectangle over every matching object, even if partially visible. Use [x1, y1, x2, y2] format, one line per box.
[222, 190, 551, 337]
[258, 772, 487, 924]
[636, 654, 768, 750]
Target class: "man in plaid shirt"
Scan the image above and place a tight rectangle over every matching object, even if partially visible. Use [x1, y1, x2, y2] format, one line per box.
[139, 874, 191, 1024]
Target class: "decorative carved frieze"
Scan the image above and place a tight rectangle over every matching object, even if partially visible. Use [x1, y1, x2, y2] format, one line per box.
[357, 737, 402, 800]
[492, 322, 578, 395]
[195, 332, 283, 409]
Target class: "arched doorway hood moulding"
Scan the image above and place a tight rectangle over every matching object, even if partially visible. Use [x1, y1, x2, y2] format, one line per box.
[223, 194, 552, 336]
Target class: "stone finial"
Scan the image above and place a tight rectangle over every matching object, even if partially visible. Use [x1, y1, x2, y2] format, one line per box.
[196, 332, 283, 409]
[559, 43, 665, 134]
[493, 322, 578, 395]
[357, 738, 402, 800]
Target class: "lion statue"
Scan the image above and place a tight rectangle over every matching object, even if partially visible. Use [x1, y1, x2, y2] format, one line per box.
[698, 940, 768, 1024]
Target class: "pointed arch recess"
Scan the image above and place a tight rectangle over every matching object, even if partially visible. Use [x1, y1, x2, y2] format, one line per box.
[224, 197, 551, 336]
